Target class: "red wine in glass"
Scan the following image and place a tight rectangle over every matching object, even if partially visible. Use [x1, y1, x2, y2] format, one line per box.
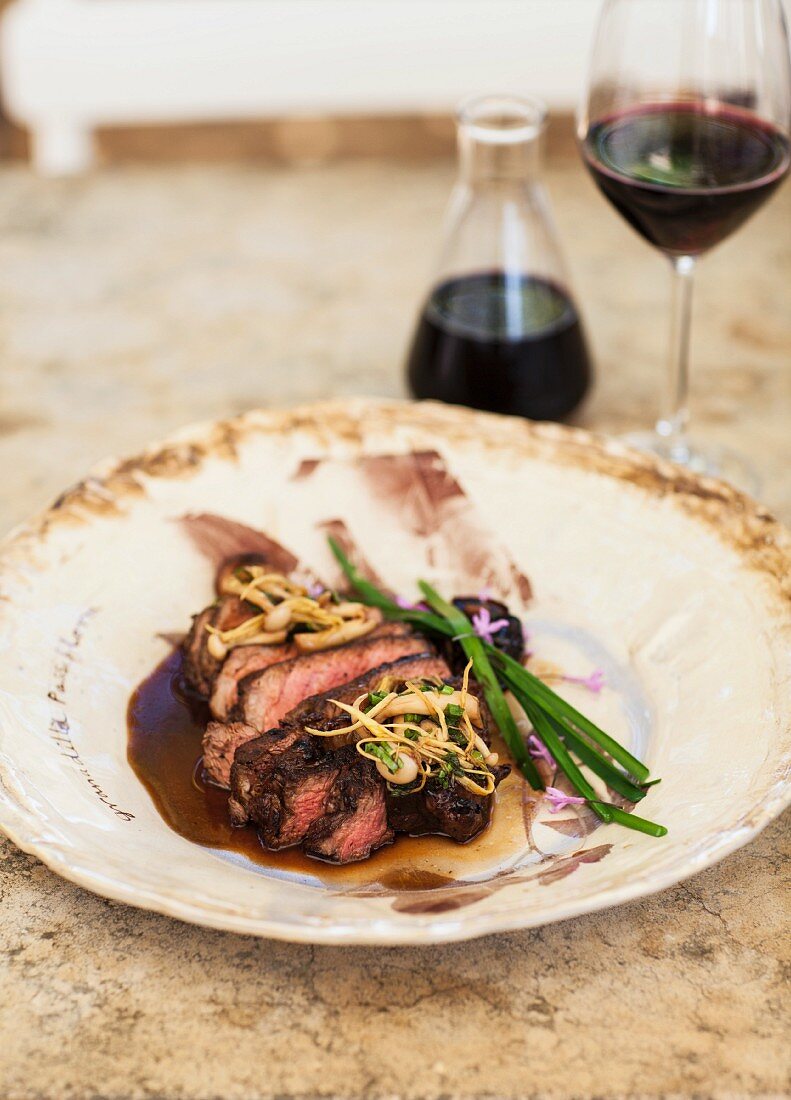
[582, 102, 790, 256]
[577, 0, 791, 492]
[407, 272, 592, 421]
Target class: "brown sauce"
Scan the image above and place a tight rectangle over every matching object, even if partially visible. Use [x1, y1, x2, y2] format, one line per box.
[127, 649, 503, 891]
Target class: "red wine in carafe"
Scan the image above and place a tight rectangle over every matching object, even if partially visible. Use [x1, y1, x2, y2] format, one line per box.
[583, 104, 790, 255]
[407, 272, 592, 421]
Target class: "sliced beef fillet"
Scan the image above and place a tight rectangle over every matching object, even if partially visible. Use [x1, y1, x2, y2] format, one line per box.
[233, 632, 432, 733]
[209, 641, 299, 721]
[231, 739, 392, 859]
[208, 620, 414, 722]
[182, 595, 255, 697]
[303, 763, 392, 863]
[227, 725, 311, 823]
[223, 651, 448, 795]
[202, 720, 259, 790]
[249, 742, 348, 850]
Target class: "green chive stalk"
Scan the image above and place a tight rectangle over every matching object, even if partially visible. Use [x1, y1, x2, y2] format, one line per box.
[593, 805, 667, 838]
[554, 719, 648, 804]
[490, 649, 650, 782]
[513, 690, 614, 824]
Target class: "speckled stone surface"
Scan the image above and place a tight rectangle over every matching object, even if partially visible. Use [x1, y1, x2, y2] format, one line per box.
[0, 158, 789, 1099]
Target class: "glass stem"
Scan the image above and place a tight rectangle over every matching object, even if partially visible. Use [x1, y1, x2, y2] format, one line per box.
[656, 254, 695, 463]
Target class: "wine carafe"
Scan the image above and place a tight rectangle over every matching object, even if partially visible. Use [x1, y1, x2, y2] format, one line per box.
[406, 94, 592, 422]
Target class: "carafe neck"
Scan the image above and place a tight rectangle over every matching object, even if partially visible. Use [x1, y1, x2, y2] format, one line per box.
[457, 94, 547, 185]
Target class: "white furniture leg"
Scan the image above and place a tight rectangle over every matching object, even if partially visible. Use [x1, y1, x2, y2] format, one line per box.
[30, 120, 94, 176]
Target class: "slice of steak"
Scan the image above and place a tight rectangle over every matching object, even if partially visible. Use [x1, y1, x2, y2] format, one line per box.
[228, 653, 450, 817]
[209, 641, 300, 721]
[208, 621, 415, 722]
[227, 726, 306, 820]
[303, 763, 393, 863]
[202, 720, 260, 790]
[234, 632, 432, 732]
[283, 651, 451, 736]
[241, 739, 348, 849]
[182, 595, 255, 697]
[424, 779, 500, 843]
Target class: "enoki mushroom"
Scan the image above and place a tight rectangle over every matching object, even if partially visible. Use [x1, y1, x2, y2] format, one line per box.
[206, 568, 379, 657]
[306, 660, 498, 796]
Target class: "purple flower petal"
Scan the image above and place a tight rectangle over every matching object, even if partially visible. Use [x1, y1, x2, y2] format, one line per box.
[527, 734, 555, 768]
[563, 668, 606, 694]
[471, 606, 510, 644]
[544, 786, 587, 814]
[307, 582, 325, 599]
[396, 595, 430, 612]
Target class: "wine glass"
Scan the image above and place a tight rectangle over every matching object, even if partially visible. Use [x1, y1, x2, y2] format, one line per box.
[577, 0, 791, 492]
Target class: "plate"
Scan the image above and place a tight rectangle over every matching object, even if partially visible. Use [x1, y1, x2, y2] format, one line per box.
[0, 398, 788, 944]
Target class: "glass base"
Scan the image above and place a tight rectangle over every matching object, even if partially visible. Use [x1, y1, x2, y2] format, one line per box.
[622, 431, 760, 498]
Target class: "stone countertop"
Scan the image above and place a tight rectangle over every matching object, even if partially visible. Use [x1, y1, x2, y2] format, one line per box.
[0, 160, 788, 1099]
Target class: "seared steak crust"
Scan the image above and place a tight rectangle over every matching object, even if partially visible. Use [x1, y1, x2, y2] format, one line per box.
[303, 764, 393, 863]
[250, 740, 347, 850]
[386, 764, 510, 844]
[232, 739, 393, 859]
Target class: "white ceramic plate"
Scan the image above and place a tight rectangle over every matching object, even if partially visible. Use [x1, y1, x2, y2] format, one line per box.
[0, 399, 788, 944]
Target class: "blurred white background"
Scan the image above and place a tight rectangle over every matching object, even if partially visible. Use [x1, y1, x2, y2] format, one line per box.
[0, 0, 600, 173]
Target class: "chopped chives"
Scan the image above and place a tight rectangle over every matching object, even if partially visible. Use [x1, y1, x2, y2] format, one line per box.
[364, 741, 399, 774]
